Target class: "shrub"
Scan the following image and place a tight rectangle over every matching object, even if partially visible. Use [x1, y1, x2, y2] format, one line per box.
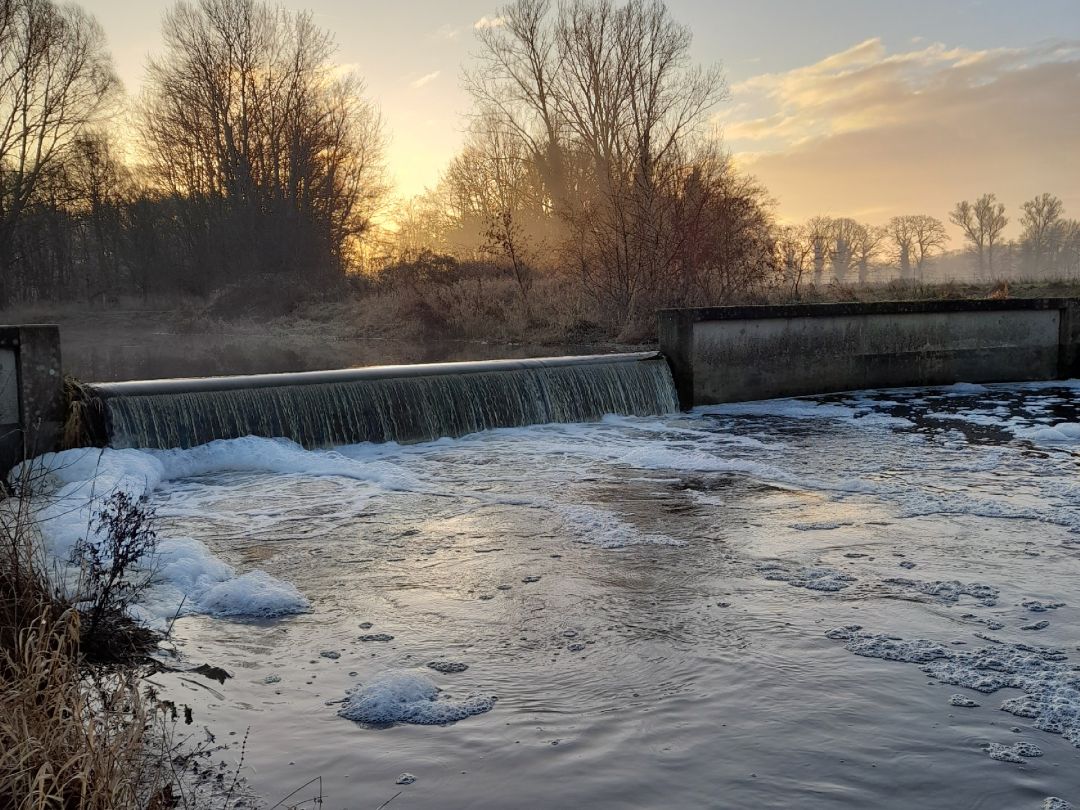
[71, 491, 159, 658]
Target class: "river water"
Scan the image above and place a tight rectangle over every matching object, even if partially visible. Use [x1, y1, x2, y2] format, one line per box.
[33, 381, 1080, 808]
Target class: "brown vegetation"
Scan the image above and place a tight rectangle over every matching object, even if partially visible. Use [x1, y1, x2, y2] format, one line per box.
[0, 481, 150, 809]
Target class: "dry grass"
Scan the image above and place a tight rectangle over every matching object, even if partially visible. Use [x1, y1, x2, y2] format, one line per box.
[0, 610, 149, 809]
[0, 478, 157, 810]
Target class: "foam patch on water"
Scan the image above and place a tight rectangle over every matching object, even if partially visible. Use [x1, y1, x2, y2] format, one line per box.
[882, 577, 999, 606]
[986, 741, 1043, 763]
[12, 444, 313, 626]
[337, 670, 495, 726]
[150, 436, 422, 491]
[1017, 423, 1080, 445]
[759, 563, 855, 592]
[942, 382, 991, 395]
[826, 627, 1080, 748]
[194, 570, 309, 617]
[701, 399, 914, 429]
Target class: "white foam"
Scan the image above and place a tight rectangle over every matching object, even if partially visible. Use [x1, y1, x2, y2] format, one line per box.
[827, 627, 1080, 748]
[337, 670, 495, 726]
[13, 442, 317, 626]
[701, 399, 914, 428]
[194, 570, 309, 617]
[551, 502, 684, 548]
[1017, 422, 1080, 445]
[941, 382, 990, 395]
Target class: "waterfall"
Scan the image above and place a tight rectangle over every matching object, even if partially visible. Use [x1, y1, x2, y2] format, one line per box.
[86, 353, 679, 450]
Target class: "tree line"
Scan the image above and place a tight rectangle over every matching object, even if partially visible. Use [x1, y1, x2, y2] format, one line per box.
[773, 194, 1080, 294]
[1, 0, 385, 308]
[2, 0, 1078, 336]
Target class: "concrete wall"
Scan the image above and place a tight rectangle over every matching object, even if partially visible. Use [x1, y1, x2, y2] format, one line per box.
[0, 325, 64, 477]
[658, 299, 1080, 407]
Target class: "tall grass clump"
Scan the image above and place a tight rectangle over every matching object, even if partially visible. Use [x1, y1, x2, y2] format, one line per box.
[0, 467, 153, 809]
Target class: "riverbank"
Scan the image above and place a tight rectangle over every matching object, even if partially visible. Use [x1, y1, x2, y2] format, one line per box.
[5, 278, 1080, 383]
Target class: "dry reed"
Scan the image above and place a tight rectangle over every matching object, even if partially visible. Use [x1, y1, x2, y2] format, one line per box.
[0, 474, 153, 809]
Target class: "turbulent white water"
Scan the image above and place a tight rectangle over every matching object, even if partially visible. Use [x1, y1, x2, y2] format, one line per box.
[20, 379, 1080, 808]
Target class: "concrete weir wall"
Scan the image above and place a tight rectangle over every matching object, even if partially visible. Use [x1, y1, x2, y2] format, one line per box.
[658, 299, 1080, 408]
[0, 325, 64, 477]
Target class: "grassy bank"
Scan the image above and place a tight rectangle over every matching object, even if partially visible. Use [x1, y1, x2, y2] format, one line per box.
[4, 277, 1079, 383]
[0, 483, 154, 809]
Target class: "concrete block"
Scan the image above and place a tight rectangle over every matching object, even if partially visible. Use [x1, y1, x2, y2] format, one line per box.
[658, 299, 1080, 407]
[0, 325, 64, 477]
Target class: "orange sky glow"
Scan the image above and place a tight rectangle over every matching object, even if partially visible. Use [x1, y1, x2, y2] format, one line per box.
[82, 0, 1080, 240]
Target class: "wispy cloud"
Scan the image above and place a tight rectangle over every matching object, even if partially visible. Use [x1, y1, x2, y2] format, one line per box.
[432, 24, 459, 40]
[720, 38, 1080, 227]
[474, 15, 504, 30]
[410, 70, 441, 89]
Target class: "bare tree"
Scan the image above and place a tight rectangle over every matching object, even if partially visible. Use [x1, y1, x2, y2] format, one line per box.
[909, 215, 948, 279]
[1061, 220, 1080, 279]
[140, 0, 387, 287]
[1019, 193, 1065, 276]
[950, 193, 1008, 279]
[0, 0, 118, 305]
[466, 0, 730, 331]
[887, 214, 947, 281]
[805, 216, 832, 285]
[776, 224, 812, 295]
[829, 218, 861, 283]
[466, 0, 568, 215]
[852, 223, 885, 285]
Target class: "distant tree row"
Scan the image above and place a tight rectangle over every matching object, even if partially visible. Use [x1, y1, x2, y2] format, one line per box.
[951, 193, 1080, 279]
[767, 193, 1080, 292]
[773, 215, 947, 292]
[1, 0, 385, 307]
[2, 0, 1078, 330]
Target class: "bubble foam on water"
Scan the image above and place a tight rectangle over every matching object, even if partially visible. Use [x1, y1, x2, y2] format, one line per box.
[337, 670, 495, 727]
[13, 443, 315, 626]
[986, 741, 1043, 763]
[826, 627, 1080, 748]
[949, 694, 980, 707]
[759, 563, 856, 592]
[882, 578, 999, 607]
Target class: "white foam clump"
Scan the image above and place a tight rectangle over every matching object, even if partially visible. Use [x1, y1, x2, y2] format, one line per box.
[338, 670, 495, 726]
[702, 399, 914, 428]
[553, 502, 684, 548]
[195, 570, 308, 617]
[826, 627, 1080, 748]
[13, 441, 322, 625]
[986, 741, 1042, 763]
[883, 577, 999, 607]
[1017, 422, 1080, 445]
[759, 562, 855, 592]
[150, 435, 422, 491]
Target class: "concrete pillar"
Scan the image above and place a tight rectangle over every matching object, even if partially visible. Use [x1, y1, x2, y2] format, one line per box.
[0, 325, 64, 478]
[658, 309, 695, 410]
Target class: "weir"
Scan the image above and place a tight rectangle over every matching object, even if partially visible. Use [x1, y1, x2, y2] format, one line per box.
[78, 352, 679, 450]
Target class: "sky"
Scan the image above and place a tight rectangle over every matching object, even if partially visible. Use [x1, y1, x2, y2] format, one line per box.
[82, 0, 1080, 236]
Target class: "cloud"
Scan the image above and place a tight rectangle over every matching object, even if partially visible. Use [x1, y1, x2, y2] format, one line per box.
[722, 38, 1080, 233]
[433, 24, 459, 40]
[474, 15, 505, 30]
[410, 71, 441, 89]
